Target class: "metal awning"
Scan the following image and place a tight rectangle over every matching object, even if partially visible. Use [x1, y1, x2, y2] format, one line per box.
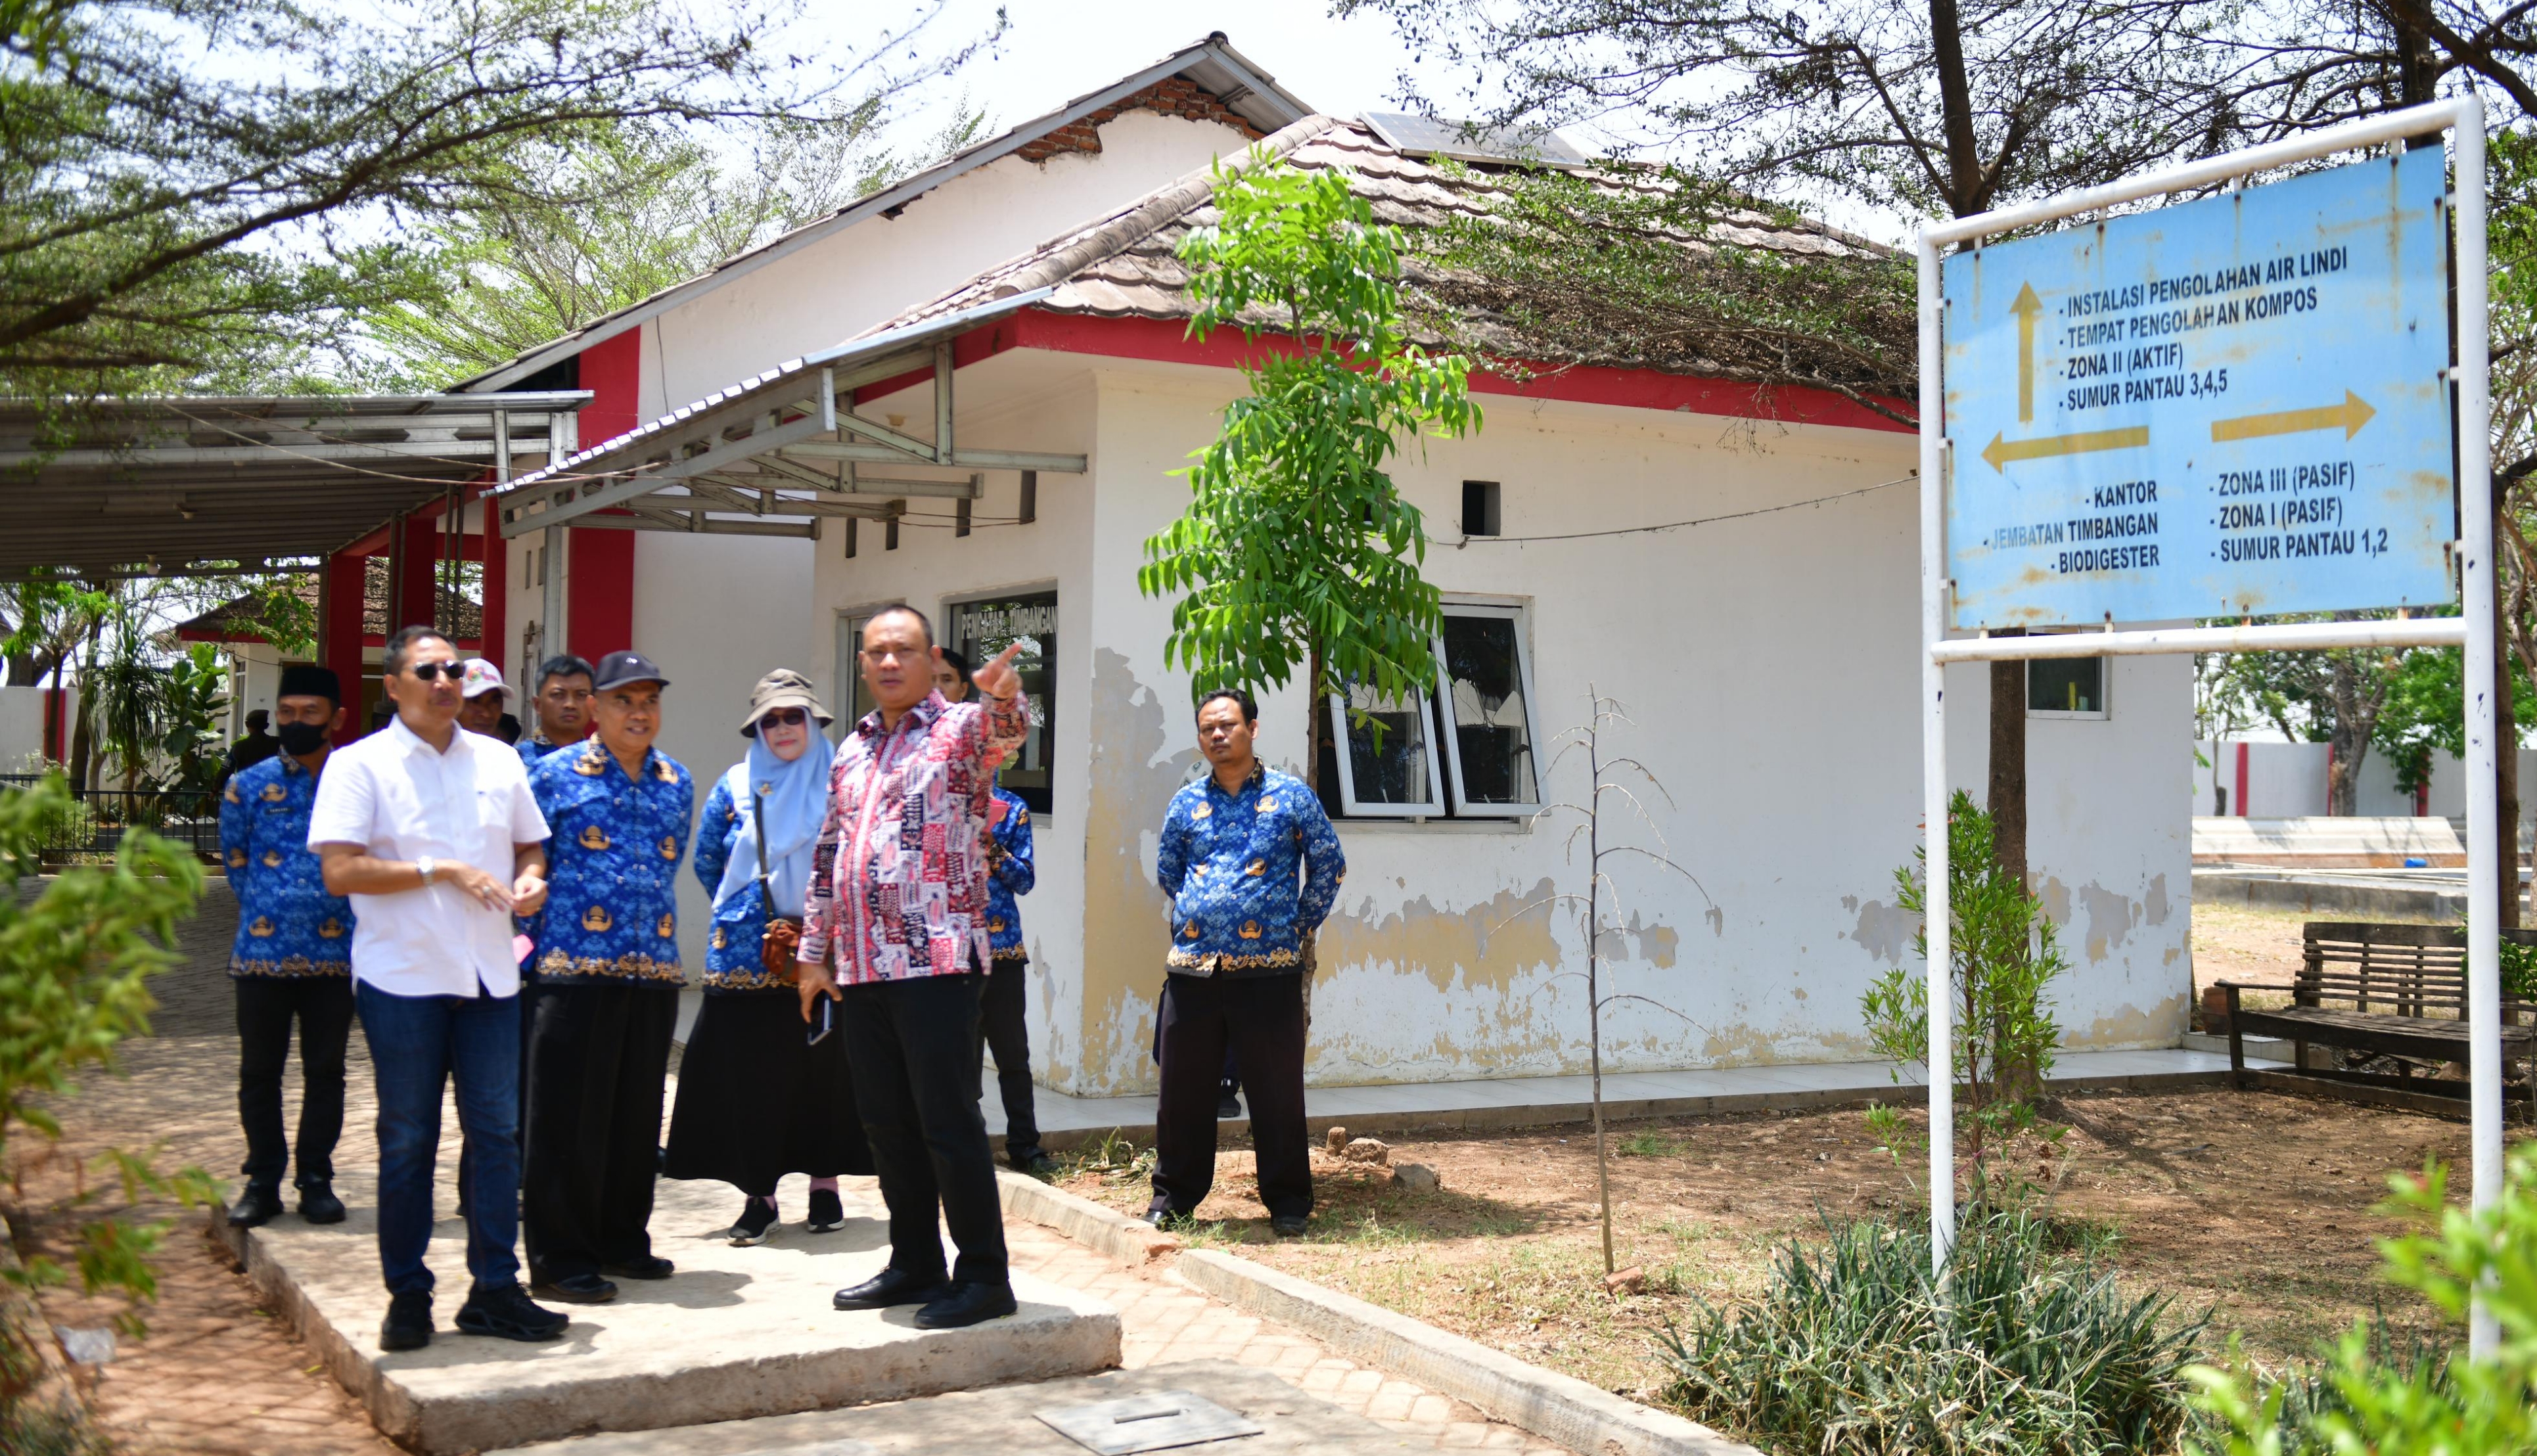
[490, 294, 1087, 540]
[0, 392, 589, 580]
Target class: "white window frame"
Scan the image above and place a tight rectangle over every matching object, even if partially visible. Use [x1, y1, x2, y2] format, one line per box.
[2025, 639, 2111, 721]
[1325, 685, 1448, 818]
[1434, 601, 1545, 817]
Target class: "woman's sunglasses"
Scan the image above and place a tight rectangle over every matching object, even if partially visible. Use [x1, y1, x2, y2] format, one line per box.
[761, 708, 809, 727]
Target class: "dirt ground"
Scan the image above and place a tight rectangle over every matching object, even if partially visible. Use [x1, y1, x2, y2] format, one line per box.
[2185, 901, 2318, 993]
[1061, 1086, 2520, 1401]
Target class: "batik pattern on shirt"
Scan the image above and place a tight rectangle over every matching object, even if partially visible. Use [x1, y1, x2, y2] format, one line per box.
[219, 755, 354, 977]
[691, 774, 789, 993]
[516, 736, 565, 769]
[798, 689, 1030, 985]
[983, 786, 1034, 963]
[1155, 763, 1346, 976]
[530, 739, 693, 986]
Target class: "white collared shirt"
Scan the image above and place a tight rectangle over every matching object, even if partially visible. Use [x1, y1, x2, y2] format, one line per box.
[307, 715, 549, 998]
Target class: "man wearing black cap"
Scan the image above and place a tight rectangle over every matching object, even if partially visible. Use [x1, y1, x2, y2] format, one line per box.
[219, 666, 355, 1229]
[521, 650, 693, 1304]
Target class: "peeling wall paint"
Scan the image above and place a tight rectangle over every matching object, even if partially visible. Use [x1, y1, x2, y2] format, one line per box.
[802, 357, 2196, 1093]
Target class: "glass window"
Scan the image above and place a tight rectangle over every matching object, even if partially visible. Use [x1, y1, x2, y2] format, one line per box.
[833, 610, 884, 740]
[1436, 606, 1541, 813]
[2028, 656, 2108, 719]
[950, 592, 1057, 814]
[1327, 683, 1446, 817]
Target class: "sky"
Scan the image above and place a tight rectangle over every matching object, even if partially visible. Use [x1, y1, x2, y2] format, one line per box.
[911, 0, 1440, 136]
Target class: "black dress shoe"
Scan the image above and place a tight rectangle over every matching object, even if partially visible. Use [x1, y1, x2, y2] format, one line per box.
[1271, 1213, 1310, 1237]
[1007, 1145, 1057, 1177]
[1218, 1091, 1243, 1120]
[227, 1183, 284, 1228]
[456, 1283, 568, 1342]
[379, 1290, 432, 1352]
[602, 1254, 674, 1280]
[914, 1281, 1018, 1329]
[832, 1267, 952, 1311]
[530, 1272, 618, 1304]
[297, 1182, 346, 1225]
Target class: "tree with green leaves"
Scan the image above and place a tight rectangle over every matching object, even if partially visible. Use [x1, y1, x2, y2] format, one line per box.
[1, 0, 995, 398]
[1354, 0, 2537, 897]
[1138, 155, 1482, 726]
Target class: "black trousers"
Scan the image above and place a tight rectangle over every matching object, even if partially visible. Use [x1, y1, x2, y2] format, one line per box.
[975, 959, 1040, 1152]
[840, 973, 1007, 1288]
[234, 976, 355, 1190]
[522, 983, 677, 1281]
[1152, 972, 1310, 1219]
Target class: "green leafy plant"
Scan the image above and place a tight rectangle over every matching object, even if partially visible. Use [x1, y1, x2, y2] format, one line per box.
[1863, 790, 2068, 1186]
[1138, 154, 1482, 709]
[1662, 1208, 2206, 1455]
[2188, 1147, 2537, 1455]
[153, 644, 230, 796]
[0, 775, 214, 1413]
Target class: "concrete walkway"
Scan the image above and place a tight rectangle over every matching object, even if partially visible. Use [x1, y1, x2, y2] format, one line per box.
[991, 1047, 2276, 1147]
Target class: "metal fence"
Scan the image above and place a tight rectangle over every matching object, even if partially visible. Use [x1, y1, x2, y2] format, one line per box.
[0, 775, 223, 863]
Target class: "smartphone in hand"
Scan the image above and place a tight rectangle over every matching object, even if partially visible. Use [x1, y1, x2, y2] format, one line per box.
[808, 995, 835, 1047]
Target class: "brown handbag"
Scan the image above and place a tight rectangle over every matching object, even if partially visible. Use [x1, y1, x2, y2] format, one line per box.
[752, 784, 803, 984]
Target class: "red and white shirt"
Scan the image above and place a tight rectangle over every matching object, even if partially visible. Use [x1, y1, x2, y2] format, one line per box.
[798, 688, 1030, 984]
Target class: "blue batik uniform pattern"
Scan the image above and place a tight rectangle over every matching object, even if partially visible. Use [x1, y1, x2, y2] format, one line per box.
[984, 786, 1034, 963]
[692, 774, 787, 993]
[219, 754, 354, 977]
[530, 739, 694, 986]
[516, 736, 570, 769]
[1155, 763, 1345, 976]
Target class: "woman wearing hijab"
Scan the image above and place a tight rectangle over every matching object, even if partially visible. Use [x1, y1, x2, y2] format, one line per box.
[664, 669, 873, 1243]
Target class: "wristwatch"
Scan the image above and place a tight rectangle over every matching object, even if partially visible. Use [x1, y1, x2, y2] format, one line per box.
[417, 855, 436, 887]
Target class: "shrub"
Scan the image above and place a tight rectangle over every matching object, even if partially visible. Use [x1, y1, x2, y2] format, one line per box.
[0, 773, 213, 1419]
[2188, 1149, 2537, 1455]
[1863, 789, 2068, 1175]
[1660, 1209, 2206, 1455]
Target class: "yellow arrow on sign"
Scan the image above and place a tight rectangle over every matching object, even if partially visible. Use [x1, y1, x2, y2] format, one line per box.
[1982, 425, 2150, 472]
[2011, 282, 2043, 424]
[2210, 390, 2377, 443]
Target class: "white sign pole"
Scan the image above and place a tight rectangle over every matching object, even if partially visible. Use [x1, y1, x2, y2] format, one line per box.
[2453, 98, 2501, 1360]
[1917, 233, 1955, 1275]
[1915, 97, 2493, 1309]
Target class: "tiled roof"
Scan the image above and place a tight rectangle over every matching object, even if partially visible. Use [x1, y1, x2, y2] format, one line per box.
[863, 116, 1899, 382]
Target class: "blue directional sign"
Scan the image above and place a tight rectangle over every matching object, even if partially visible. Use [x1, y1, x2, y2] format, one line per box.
[1944, 148, 2454, 627]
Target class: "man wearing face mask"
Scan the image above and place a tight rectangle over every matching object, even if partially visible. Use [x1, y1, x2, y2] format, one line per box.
[219, 666, 356, 1229]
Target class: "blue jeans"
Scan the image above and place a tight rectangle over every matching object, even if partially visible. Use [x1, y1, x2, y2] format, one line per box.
[357, 980, 522, 1297]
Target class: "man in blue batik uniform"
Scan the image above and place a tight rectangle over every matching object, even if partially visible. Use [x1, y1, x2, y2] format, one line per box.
[523, 650, 693, 1305]
[932, 648, 1046, 1174]
[1147, 687, 1344, 1235]
[220, 665, 357, 1229]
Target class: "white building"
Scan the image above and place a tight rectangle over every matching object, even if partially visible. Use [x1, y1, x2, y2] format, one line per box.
[478, 65, 2196, 1097]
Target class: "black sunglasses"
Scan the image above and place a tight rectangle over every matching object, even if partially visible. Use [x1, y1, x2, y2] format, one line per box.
[406, 662, 467, 681]
[761, 708, 809, 727]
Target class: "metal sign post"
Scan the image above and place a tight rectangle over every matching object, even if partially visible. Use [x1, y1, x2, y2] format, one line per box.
[1916, 97, 2496, 1353]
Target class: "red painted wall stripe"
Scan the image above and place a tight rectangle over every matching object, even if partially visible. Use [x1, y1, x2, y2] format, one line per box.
[568, 328, 644, 660]
[856, 309, 1915, 434]
[2235, 741, 2250, 818]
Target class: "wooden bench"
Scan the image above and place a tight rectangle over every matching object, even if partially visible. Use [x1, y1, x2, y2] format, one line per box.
[2217, 921, 2537, 1120]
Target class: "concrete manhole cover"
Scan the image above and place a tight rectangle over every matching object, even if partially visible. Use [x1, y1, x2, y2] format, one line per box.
[1038, 1391, 1264, 1454]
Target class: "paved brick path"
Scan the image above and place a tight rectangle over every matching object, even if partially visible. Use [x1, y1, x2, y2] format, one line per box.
[12, 881, 1566, 1455]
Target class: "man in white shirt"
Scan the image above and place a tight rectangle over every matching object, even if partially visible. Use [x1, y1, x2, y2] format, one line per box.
[309, 626, 569, 1353]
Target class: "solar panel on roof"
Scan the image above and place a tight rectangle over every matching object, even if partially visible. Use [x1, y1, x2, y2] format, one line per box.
[1361, 112, 1590, 168]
